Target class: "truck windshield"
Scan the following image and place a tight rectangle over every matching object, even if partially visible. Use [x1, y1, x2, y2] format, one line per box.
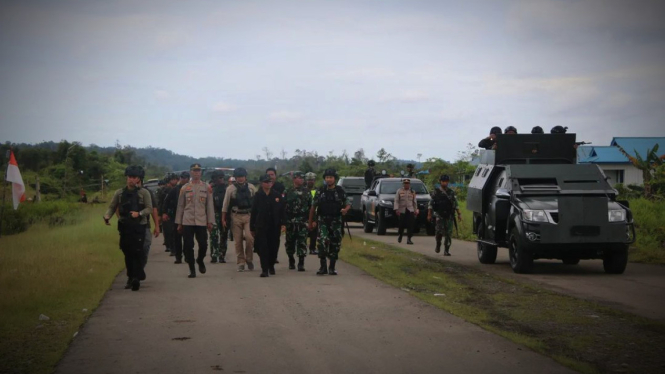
[380, 182, 428, 194]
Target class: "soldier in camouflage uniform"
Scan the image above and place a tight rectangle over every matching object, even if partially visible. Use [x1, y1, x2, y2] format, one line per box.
[209, 170, 228, 263]
[281, 172, 312, 271]
[427, 175, 462, 256]
[308, 168, 351, 275]
[305, 172, 318, 255]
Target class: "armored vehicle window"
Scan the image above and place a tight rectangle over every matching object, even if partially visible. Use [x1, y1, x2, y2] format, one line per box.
[482, 168, 490, 177]
[518, 178, 557, 186]
[475, 167, 483, 176]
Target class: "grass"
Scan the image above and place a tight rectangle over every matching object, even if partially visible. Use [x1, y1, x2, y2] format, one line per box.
[0, 205, 124, 374]
[340, 237, 665, 374]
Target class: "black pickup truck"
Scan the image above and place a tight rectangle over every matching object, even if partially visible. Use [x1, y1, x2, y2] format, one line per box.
[361, 178, 435, 236]
[337, 177, 365, 222]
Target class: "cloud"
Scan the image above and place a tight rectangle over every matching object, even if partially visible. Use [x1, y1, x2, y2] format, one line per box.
[381, 90, 430, 103]
[267, 110, 304, 122]
[328, 67, 397, 81]
[154, 90, 170, 100]
[212, 101, 235, 113]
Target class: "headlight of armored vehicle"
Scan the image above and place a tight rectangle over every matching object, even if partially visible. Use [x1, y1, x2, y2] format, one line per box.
[608, 209, 626, 222]
[522, 210, 549, 223]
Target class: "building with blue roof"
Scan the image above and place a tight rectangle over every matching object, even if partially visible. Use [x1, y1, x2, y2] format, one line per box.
[577, 137, 664, 186]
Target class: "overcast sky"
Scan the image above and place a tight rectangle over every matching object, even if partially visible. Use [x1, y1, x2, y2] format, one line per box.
[1, 0, 664, 162]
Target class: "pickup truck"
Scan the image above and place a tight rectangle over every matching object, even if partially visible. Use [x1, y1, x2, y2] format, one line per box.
[361, 178, 435, 236]
[337, 177, 365, 222]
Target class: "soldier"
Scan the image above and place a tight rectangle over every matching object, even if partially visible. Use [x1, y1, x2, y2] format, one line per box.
[504, 126, 518, 134]
[550, 126, 568, 134]
[478, 126, 502, 150]
[405, 164, 417, 178]
[209, 170, 228, 263]
[282, 171, 312, 271]
[137, 173, 160, 275]
[305, 172, 318, 255]
[266, 167, 286, 195]
[103, 165, 153, 291]
[176, 164, 215, 278]
[308, 168, 351, 276]
[158, 174, 179, 255]
[394, 178, 418, 245]
[226, 176, 235, 242]
[364, 160, 377, 189]
[531, 126, 544, 134]
[222, 167, 257, 272]
[163, 171, 189, 263]
[250, 174, 284, 277]
[428, 175, 462, 256]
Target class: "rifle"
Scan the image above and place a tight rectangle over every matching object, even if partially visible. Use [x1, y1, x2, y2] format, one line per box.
[575, 141, 592, 146]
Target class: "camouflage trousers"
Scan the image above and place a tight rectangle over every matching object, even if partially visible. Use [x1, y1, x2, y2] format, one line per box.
[317, 216, 343, 260]
[285, 219, 309, 257]
[435, 216, 454, 250]
[209, 212, 228, 259]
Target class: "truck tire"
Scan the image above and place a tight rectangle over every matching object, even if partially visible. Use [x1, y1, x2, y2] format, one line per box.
[477, 225, 497, 264]
[603, 246, 628, 274]
[562, 258, 580, 265]
[509, 228, 533, 274]
[362, 209, 374, 233]
[376, 208, 387, 236]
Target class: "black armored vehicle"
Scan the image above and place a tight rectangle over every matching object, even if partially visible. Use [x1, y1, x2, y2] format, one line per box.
[467, 133, 635, 274]
[337, 177, 365, 222]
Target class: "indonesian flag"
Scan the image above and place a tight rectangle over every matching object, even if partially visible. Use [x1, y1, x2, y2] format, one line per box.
[6, 151, 26, 210]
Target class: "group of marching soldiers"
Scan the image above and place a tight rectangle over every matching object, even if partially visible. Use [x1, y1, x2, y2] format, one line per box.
[105, 163, 351, 289]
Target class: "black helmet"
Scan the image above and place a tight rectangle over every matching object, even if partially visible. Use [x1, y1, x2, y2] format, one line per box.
[180, 171, 190, 179]
[531, 126, 544, 134]
[504, 126, 518, 134]
[124, 165, 143, 177]
[550, 126, 568, 134]
[406, 163, 414, 168]
[490, 126, 502, 135]
[168, 173, 179, 181]
[158, 179, 165, 186]
[210, 170, 225, 181]
[368, 160, 376, 167]
[439, 174, 450, 182]
[233, 168, 248, 177]
[323, 168, 337, 178]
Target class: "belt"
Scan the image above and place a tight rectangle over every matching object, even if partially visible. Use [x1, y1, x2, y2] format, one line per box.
[232, 210, 250, 215]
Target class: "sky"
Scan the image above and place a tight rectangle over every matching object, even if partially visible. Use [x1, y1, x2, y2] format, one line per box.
[1, 0, 664, 163]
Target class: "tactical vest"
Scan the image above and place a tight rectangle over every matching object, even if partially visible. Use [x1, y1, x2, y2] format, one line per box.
[233, 184, 253, 210]
[317, 186, 344, 217]
[431, 188, 454, 218]
[213, 184, 227, 211]
[119, 187, 145, 225]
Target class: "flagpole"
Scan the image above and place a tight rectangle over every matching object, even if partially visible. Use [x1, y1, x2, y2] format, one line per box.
[0, 149, 10, 239]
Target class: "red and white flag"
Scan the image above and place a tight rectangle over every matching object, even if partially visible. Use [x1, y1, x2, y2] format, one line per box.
[6, 150, 26, 210]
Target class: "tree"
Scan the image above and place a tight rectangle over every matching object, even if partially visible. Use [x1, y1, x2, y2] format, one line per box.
[417, 153, 422, 163]
[262, 147, 273, 160]
[617, 144, 663, 198]
[280, 148, 288, 160]
[376, 148, 394, 163]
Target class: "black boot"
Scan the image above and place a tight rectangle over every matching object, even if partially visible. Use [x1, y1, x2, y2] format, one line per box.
[260, 271, 269, 278]
[124, 278, 132, 289]
[210, 256, 218, 263]
[298, 256, 305, 272]
[435, 234, 442, 253]
[444, 237, 452, 256]
[317, 258, 328, 275]
[407, 238, 414, 245]
[328, 259, 337, 275]
[197, 259, 207, 274]
[187, 261, 196, 278]
[131, 278, 140, 291]
[398, 234, 403, 243]
[288, 254, 296, 270]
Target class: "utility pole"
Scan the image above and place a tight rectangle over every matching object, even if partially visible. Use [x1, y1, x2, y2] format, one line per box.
[101, 175, 104, 199]
[35, 176, 41, 202]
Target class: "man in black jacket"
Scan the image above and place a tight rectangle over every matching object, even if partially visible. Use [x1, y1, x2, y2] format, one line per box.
[364, 160, 377, 189]
[478, 127, 502, 150]
[250, 174, 284, 278]
[162, 171, 190, 264]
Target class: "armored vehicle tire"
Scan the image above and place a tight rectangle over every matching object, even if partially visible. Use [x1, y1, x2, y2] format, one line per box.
[562, 258, 580, 265]
[477, 226, 497, 264]
[376, 209, 387, 236]
[509, 228, 533, 274]
[426, 222, 435, 236]
[603, 246, 628, 274]
[362, 210, 374, 233]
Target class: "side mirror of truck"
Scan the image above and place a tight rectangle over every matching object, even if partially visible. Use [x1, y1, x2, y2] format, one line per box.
[368, 191, 377, 197]
[496, 188, 510, 199]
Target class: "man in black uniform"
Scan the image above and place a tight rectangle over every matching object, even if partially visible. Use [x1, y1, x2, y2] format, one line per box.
[478, 126, 502, 150]
[364, 160, 377, 190]
[162, 171, 189, 263]
[159, 174, 179, 255]
[265, 167, 284, 263]
[250, 174, 284, 278]
[405, 163, 417, 178]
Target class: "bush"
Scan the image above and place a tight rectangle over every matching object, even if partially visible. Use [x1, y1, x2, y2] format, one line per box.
[629, 198, 665, 264]
[0, 201, 82, 235]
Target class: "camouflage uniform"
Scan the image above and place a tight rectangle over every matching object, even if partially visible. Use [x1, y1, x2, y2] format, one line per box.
[312, 185, 350, 261]
[283, 185, 312, 257]
[210, 182, 228, 261]
[428, 186, 458, 253]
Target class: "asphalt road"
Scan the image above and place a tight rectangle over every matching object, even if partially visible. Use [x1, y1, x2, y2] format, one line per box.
[350, 225, 665, 321]
[56, 240, 573, 374]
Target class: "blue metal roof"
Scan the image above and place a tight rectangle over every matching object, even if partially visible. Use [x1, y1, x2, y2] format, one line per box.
[578, 146, 629, 164]
[610, 137, 665, 158]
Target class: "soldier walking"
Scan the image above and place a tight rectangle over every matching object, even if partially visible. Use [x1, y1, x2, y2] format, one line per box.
[158, 174, 178, 255]
[103, 166, 153, 291]
[222, 168, 257, 272]
[282, 172, 312, 271]
[305, 172, 318, 255]
[163, 171, 190, 263]
[209, 170, 229, 263]
[394, 178, 418, 245]
[266, 167, 284, 263]
[250, 174, 284, 277]
[428, 175, 462, 256]
[176, 164, 215, 278]
[309, 169, 351, 276]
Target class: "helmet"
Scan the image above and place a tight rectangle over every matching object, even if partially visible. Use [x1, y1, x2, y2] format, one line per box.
[551, 126, 568, 134]
[233, 168, 248, 177]
[168, 173, 179, 181]
[293, 171, 305, 179]
[323, 168, 337, 178]
[531, 126, 544, 134]
[439, 174, 450, 182]
[490, 126, 502, 135]
[406, 163, 414, 168]
[210, 170, 225, 181]
[367, 160, 376, 167]
[158, 180, 165, 186]
[180, 171, 190, 179]
[504, 126, 518, 134]
[124, 165, 143, 177]
[305, 172, 316, 181]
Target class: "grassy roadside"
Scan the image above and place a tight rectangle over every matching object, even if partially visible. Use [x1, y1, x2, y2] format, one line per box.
[339, 237, 665, 374]
[0, 205, 124, 374]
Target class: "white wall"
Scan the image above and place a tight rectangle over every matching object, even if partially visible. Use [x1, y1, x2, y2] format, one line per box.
[597, 164, 643, 186]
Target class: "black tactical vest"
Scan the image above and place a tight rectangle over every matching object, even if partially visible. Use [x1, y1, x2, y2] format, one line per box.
[317, 186, 344, 217]
[119, 187, 145, 225]
[431, 188, 454, 218]
[234, 184, 253, 210]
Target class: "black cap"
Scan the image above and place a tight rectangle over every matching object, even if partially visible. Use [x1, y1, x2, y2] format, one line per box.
[190, 163, 202, 171]
[124, 165, 143, 177]
[490, 126, 502, 135]
[439, 174, 450, 182]
[180, 171, 190, 179]
[368, 160, 376, 166]
[260, 174, 272, 183]
[531, 126, 544, 134]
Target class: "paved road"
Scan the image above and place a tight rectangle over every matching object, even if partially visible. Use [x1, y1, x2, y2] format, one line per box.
[351, 226, 665, 321]
[56, 241, 573, 374]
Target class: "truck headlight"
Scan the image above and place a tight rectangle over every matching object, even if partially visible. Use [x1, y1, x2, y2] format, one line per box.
[523, 210, 549, 223]
[608, 209, 626, 222]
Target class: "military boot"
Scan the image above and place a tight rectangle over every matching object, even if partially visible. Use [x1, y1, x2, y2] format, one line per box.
[187, 262, 196, 278]
[444, 236, 452, 256]
[196, 258, 207, 274]
[328, 259, 337, 275]
[297, 256, 305, 272]
[317, 258, 328, 275]
[124, 278, 132, 289]
[288, 254, 296, 270]
[435, 234, 443, 253]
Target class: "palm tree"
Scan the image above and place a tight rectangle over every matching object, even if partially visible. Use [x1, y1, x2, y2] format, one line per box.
[616, 144, 663, 198]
